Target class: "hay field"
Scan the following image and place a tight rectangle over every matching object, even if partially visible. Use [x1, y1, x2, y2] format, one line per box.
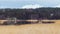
[0, 20, 60, 34]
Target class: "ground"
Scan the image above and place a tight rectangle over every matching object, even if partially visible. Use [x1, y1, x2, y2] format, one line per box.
[0, 24, 60, 34]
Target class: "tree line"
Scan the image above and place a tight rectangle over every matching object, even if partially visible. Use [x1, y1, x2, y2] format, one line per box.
[0, 8, 60, 20]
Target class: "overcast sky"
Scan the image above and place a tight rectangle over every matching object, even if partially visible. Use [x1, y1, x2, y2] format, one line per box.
[0, 0, 60, 8]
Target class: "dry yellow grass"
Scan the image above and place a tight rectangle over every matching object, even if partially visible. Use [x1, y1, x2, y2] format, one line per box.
[0, 20, 60, 34]
[0, 24, 60, 34]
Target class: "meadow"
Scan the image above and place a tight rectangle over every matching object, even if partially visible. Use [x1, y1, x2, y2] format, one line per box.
[0, 20, 60, 34]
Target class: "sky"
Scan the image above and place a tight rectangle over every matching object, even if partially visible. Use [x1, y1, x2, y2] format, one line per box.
[0, 0, 60, 8]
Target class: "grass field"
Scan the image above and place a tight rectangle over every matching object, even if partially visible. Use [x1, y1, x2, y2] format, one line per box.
[0, 20, 60, 34]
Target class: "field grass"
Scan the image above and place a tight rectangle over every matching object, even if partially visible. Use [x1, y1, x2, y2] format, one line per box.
[0, 24, 60, 34]
[0, 20, 60, 34]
